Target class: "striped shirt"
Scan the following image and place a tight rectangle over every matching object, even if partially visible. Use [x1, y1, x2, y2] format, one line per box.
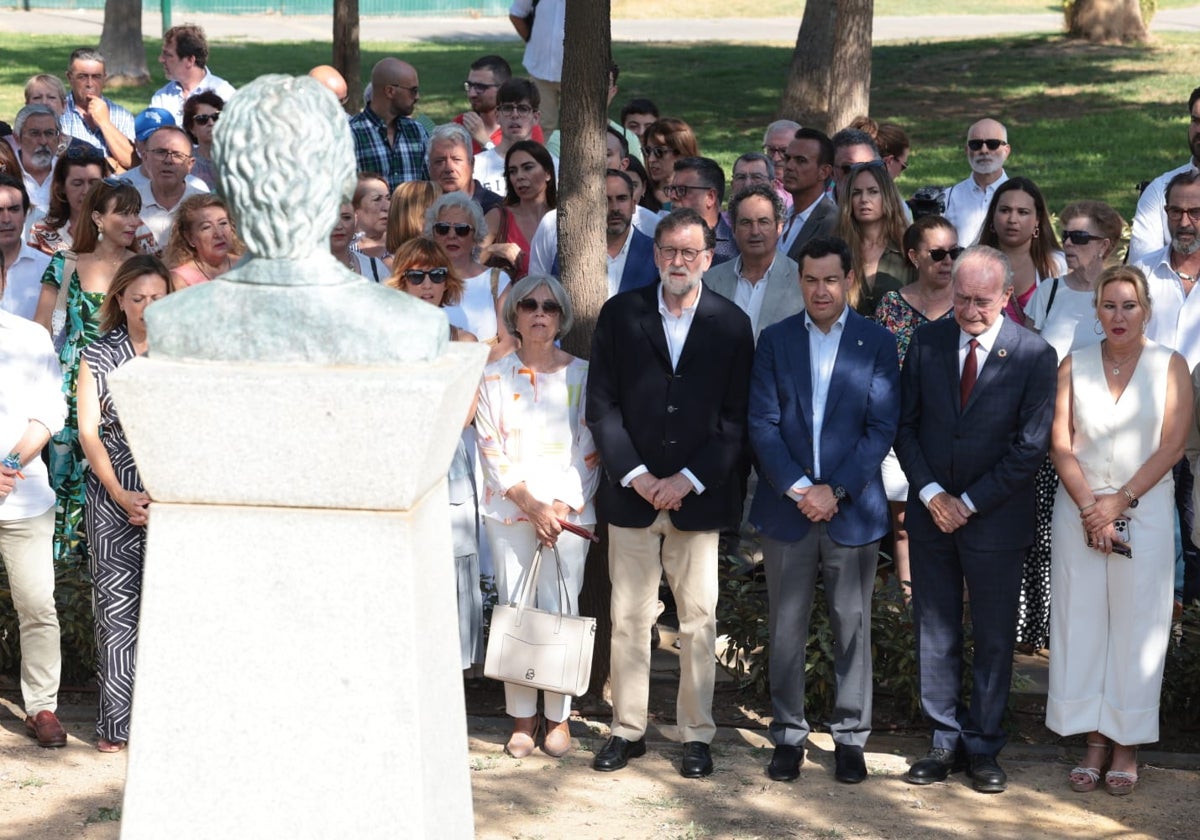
[61, 94, 135, 156]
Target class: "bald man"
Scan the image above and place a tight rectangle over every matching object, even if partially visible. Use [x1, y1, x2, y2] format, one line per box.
[309, 65, 348, 106]
[942, 118, 1011, 245]
[348, 57, 429, 191]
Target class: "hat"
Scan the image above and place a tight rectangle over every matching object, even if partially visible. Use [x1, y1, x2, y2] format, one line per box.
[135, 107, 175, 142]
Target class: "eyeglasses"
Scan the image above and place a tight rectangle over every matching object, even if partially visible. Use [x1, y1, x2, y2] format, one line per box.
[840, 159, 885, 176]
[403, 268, 449, 285]
[390, 84, 420, 96]
[463, 81, 500, 93]
[1165, 206, 1200, 223]
[656, 245, 707, 263]
[732, 172, 770, 184]
[1062, 230, 1106, 245]
[516, 298, 563, 315]
[954, 292, 1001, 310]
[497, 103, 535, 118]
[885, 154, 910, 172]
[967, 138, 1007, 152]
[642, 145, 672, 160]
[192, 113, 220, 126]
[928, 246, 964, 262]
[433, 221, 474, 237]
[147, 148, 193, 164]
[665, 184, 712, 199]
[763, 145, 788, 158]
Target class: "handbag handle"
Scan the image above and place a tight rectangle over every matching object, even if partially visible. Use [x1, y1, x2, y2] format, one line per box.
[511, 543, 572, 620]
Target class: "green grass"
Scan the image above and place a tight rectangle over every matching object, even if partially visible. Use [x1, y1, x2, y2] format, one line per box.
[1, 30, 1194, 224]
[611, 0, 1194, 18]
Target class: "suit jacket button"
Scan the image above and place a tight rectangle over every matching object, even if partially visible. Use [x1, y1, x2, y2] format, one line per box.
[666, 405, 676, 413]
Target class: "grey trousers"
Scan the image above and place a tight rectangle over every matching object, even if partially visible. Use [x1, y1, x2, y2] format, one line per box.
[763, 525, 877, 748]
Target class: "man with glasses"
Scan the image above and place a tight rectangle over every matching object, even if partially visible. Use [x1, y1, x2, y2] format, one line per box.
[670, 157, 737, 266]
[943, 119, 1011, 244]
[12, 105, 60, 215]
[454, 54, 544, 156]
[350, 57, 429, 193]
[587, 208, 753, 780]
[60, 48, 135, 172]
[779, 128, 838, 263]
[121, 108, 210, 197]
[473, 78, 557, 198]
[149, 25, 236, 127]
[762, 120, 801, 211]
[136, 126, 202, 255]
[1129, 86, 1200, 264]
[896, 246, 1056, 794]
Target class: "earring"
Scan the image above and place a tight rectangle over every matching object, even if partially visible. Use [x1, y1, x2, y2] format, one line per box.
[1033, 226, 1040, 239]
[1093, 319, 1103, 335]
[97, 229, 104, 243]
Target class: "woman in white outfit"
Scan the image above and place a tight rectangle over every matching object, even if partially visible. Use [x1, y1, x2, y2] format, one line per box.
[475, 274, 599, 759]
[1047, 266, 1191, 796]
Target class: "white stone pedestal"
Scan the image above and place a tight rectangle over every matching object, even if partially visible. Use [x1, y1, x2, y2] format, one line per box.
[110, 344, 486, 839]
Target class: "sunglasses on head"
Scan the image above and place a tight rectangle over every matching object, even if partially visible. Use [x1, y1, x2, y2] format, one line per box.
[101, 176, 133, 188]
[192, 113, 220, 126]
[403, 268, 449, 285]
[64, 147, 106, 164]
[840, 159, 885, 176]
[1061, 230, 1106, 245]
[516, 298, 563, 315]
[433, 222, 473, 237]
[967, 138, 1006, 152]
[928, 246, 964, 262]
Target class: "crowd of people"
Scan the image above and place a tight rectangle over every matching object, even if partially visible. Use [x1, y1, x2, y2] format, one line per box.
[0, 8, 1197, 803]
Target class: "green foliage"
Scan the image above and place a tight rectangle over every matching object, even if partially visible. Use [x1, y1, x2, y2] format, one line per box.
[1161, 601, 1200, 725]
[0, 554, 95, 685]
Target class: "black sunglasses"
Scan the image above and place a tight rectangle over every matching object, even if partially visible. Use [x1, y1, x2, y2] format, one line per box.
[516, 298, 563, 315]
[928, 246, 965, 262]
[840, 159, 885, 176]
[1061, 230, 1106, 245]
[192, 113, 220, 126]
[967, 138, 1006, 152]
[403, 268, 449, 285]
[433, 222, 474, 237]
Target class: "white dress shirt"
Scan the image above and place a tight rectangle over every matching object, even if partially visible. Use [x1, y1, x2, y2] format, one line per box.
[787, 306, 849, 498]
[0, 244, 51, 321]
[1140, 245, 1200, 370]
[1129, 160, 1197, 265]
[943, 171, 1009, 245]
[731, 255, 776, 336]
[606, 229, 633, 299]
[778, 193, 824, 256]
[149, 68, 237, 125]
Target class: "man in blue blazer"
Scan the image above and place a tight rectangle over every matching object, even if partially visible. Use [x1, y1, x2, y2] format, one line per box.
[895, 246, 1057, 793]
[748, 236, 900, 784]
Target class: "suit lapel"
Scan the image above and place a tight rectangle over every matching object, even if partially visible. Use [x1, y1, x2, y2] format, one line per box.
[637, 286, 673, 371]
[963, 319, 1015, 413]
[941, 323, 966, 417]
[786, 318, 816, 439]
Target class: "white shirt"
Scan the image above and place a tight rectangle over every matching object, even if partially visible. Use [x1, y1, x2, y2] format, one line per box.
[632, 205, 660, 238]
[149, 68, 237, 125]
[137, 180, 205, 255]
[18, 155, 54, 215]
[731, 255, 775, 337]
[1128, 160, 1198, 264]
[528, 208, 558, 277]
[0, 310, 65, 520]
[510, 0, 565, 82]
[121, 164, 209, 197]
[943, 171, 1009, 245]
[1025, 275, 1102, 364]
[618, 283, 705, 494]
[473, 147, 560, 198]
[444, 267, 512, 343]
[606, 228, 633, 299]
[1139, 245, 1200, 370]
[778, 193, 824, 256]
[787, 306, 849, 498]
[918, 317, 1006, 511]
[0, 243, 51, 321]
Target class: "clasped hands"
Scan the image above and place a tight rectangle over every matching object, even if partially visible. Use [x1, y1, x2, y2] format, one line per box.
[631, 472, 692, 513]
[1079, 492, 1127, 554]
[794, 484, 838, 523]
[117, 489, 151, 528]
[929, 491, 973, 534]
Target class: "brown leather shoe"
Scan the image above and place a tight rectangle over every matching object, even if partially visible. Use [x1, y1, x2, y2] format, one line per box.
[25, 711, 67, 748]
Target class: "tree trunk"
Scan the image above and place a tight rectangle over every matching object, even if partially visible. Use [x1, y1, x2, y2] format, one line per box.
[333, 0, 362, 114]
[99, 0, 149, 87]
[778, 0, 874, 135]
[558, 0, 613, 707]
[1066, 0, 1148, 43]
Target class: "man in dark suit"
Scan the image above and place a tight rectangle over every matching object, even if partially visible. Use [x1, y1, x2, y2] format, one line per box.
[779, 128, 838, 264]
[749, 236, 899, 784]
[894, 245, 1057, 793]
[587, 208, 754, 779]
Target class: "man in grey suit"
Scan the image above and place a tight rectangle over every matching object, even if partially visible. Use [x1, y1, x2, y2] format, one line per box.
[895, 246, 1057, 793]
[704, 183, 802, 341]
[778, 128, 838, 264]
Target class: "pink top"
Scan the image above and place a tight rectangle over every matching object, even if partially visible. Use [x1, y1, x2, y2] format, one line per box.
[169, 262, 212, 288]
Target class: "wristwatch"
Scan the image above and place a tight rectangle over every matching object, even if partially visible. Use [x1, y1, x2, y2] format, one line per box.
[1121, 486, 1139, 508]
[832, 485, 848, 502]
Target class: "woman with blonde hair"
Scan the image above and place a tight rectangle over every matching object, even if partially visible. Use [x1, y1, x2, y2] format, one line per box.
[837, 161, 913, 315]
[163, 194, 244, 290]
[387, 180, 441, 254]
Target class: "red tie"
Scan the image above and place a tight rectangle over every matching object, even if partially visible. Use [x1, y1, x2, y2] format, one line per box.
[960, 338, 979, 409]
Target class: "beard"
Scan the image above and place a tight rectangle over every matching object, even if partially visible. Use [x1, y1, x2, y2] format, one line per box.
[969, 156, 1004, 176]
[660, 268, 700, 298]
[1172, 228, 1200, 255]
[29, 145, 54, 170]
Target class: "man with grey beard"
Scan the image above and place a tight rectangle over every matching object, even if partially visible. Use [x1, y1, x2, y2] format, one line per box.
[942, 119, 1011, 244]
[12, 105, 61, 216]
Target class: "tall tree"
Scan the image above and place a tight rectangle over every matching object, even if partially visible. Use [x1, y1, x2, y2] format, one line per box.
[99, 0, 150, 87]
[334, 0, 362, 113]
[1066, 0, 1148, 43]
[558, 0, 613, 702]
[779, 0, 874, 134]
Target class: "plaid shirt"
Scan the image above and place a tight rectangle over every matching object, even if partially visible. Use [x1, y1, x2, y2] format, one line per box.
[348, 106, 429, 192]
[61, 94, 135, 156]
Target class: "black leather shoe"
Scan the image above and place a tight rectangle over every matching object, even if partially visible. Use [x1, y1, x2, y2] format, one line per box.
[680, 741, 714, 778]
[592, 736, 646, 772]
[767, 744, 804, 781]
[905, 747, 965, 785]
[967, 754, 1008, 793]
[834, 744, 868, 784]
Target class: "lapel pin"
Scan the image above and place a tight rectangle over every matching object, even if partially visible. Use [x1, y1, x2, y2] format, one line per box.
[997, 348, 1008, 358]
[857, 339, 863, 346]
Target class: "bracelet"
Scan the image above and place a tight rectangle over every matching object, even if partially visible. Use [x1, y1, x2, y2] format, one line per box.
[1121, 486, 1139, 508]
[1079, 500, 1097, 513]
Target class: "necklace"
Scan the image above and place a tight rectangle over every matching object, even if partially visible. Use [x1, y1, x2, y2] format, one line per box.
[1103, 340, 1143, 376]
[193, 256, 228, 281]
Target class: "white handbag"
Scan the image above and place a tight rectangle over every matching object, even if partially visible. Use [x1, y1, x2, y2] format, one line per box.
[484, 544, 596, 697]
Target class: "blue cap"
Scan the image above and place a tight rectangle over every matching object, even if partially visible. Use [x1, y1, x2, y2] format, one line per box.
[135, 107, 175, 142]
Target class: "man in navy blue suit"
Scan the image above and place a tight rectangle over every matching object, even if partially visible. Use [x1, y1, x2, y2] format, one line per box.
[748, 236, 899, 784]
[895, 246, 1057, 793]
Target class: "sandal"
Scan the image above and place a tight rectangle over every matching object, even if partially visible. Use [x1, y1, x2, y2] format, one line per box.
[1069, 740, 1111, 793]
[96, 738, 127, 753]
[1105, 746, 1139, 796]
